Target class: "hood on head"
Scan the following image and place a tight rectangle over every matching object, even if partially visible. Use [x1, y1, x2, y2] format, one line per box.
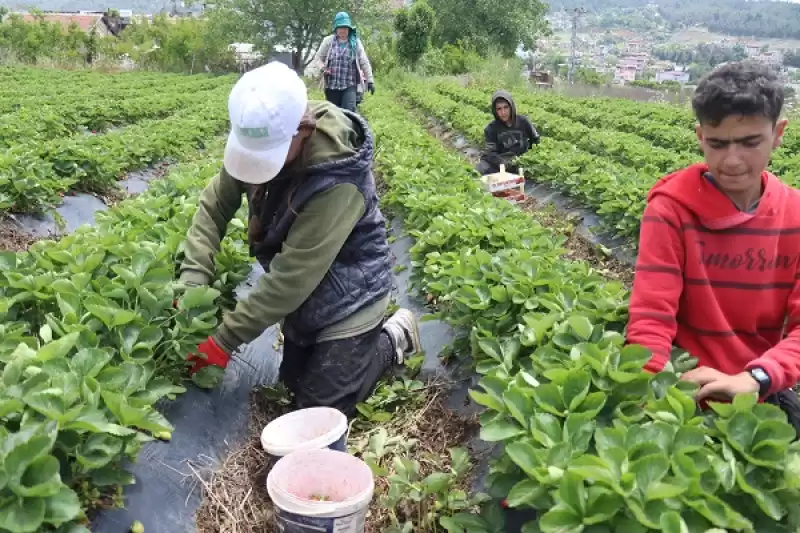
[333, 11, 354, 31]
[491, 90, 516, 122]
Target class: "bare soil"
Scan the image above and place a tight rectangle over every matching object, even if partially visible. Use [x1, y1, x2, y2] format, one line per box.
[518, 198, 634, 285]
[0, 219, 38, 251]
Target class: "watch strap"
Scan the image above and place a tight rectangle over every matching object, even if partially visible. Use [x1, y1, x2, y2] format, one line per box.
[749, 367, 771, 397]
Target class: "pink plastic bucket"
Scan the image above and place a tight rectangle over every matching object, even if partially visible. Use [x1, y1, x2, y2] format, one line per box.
[266, 448, 374, 533]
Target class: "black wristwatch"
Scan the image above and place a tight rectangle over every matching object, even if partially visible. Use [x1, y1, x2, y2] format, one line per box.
[749, 367, 771, 396]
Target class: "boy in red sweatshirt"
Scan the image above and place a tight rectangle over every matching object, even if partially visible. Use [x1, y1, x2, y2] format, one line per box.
[626, 60, 800, 405]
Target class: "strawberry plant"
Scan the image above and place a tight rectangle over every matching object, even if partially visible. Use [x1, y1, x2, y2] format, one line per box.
[0, 140, 252, 530]
[361, 90, 800, 532]
[0, 69, 236, 217]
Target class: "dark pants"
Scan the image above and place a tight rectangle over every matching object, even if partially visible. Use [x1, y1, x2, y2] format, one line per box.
[477, 159, 518, 176]
[767, 390, 800, 440]
[278, 323, 395, 417]
[325, 86, 358, 112]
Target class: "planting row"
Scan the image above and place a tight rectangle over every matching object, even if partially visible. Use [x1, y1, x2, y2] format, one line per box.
[434, 83, 696, 175]
[0, 83, 233, 216]
[450, 83, 699, 154]
[0, 70, 233, 113]
[0, 140, 252, 533]
[0, 67, 202, 102]
[459, 83, 800, 182]
[397, 80, 654, 240]
[1, 77, 233, 147]
[364, 89, 800, 532]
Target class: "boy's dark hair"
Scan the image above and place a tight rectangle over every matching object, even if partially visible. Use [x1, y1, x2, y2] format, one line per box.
[692, 60, 784, 127]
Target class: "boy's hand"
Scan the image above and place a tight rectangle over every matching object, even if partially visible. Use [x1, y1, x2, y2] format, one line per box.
[681, 367, 759, 401]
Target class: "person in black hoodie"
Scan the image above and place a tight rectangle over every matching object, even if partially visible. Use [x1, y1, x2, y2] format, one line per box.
[477, 90, 541, 175]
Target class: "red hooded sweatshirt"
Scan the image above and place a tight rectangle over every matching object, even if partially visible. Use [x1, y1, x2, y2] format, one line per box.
[627, 163, 800, 396]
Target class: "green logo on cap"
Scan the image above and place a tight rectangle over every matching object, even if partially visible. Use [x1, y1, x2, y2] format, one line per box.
[238, 126, 269, 138]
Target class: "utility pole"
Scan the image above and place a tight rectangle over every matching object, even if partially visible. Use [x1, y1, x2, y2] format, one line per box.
[567, 7, 587, 84]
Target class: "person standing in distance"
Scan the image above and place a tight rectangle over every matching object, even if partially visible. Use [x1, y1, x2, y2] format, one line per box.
[314, 11, 375, 112]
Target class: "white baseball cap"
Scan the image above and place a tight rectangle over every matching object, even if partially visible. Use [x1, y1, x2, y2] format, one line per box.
[223, 62, 309, 184]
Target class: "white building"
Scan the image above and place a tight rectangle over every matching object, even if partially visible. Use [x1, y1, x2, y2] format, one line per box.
[656, 70, 690, 84]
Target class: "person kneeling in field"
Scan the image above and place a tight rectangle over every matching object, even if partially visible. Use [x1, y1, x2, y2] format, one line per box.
[476, 90, 540, 176]
[626, 60, 800, 425]
[177, 61, 421, 416]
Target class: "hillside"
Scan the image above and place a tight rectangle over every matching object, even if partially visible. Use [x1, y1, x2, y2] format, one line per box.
[548, 0, 800, 40]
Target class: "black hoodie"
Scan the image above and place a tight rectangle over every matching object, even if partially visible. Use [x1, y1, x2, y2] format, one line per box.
[481, 90, 540, 169]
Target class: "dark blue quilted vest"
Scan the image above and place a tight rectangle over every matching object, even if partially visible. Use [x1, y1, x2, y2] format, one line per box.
[244, 109, 392, 345]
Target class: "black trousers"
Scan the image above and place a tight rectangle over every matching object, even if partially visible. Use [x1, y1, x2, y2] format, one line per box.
[767, 390, 800, 440]
[278, 323, 394, 417]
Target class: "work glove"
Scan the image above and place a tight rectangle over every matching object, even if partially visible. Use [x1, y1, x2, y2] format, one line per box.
[367, 82, 375, 95]
[187, 337, 230, 389]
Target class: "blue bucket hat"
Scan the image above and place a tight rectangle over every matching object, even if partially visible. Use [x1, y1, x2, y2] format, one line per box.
[333, 12, 357, 55]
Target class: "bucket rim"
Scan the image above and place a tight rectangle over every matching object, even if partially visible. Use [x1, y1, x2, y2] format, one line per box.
[260, 406, 348, 456]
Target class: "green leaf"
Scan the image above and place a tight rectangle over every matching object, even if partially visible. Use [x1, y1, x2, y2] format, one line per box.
[562, 369, 591, 411]
[507, 479, 546, 508]
[481, 419, 525, 442]
[722, 412, 759, 452]
[35, 332, 80, 362]
[470, 389, 506, 412]
[753, 420, 796, 445]
[477, 338, 503, 362]
[0, 497, 45, 533]
[422, 472, 451, 493]
[191, 366, 225, 389]
[506, 441, 542, 478]
[732, 392, 758, 412]
[42, 486, 81, 526]
[533, 383, 566, 415]
[567, 316, 593, 340]
[559, 472, 586, 516]
[504, 388, 533, 428]
[531, 412, 563, 448]
[85, 303, 137, 329]
[179, 286, 221, 309]
[568, 455, 615, 486]
[69, 348, 113, 378]
[632, 454, 669, 493]
[538, 505, 583, 533]
[583, 486, 621, 524]
[660, 511, 688, 533]
[12, 456, 62, 498]
[646, 481, 685, 501]
[673, 426, 706, 452]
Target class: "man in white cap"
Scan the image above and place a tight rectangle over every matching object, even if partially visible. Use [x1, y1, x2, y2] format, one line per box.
[177, 61, 420, 415]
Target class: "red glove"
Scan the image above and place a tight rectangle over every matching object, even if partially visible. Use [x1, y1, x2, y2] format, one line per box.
[188, 337, 230, 375]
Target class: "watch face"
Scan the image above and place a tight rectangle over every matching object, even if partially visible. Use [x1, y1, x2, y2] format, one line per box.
[752, 368, 768, 382]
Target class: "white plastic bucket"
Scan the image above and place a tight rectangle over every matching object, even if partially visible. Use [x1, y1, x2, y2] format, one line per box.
[260, 407, 349, 459]
[267, 449, 374, 533]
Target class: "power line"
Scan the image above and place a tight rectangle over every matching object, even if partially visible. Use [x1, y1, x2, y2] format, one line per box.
[567, 7, 587, 84]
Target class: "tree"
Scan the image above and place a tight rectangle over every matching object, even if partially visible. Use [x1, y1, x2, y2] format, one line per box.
[205, 0, 390, 71]
[427, 0, 549, 57]
[0, 7, 8, 24]
[395, 0, 435, 67]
